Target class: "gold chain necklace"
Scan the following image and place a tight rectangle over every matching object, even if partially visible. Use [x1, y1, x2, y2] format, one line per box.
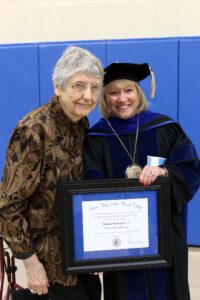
[106, 114, 142, 178]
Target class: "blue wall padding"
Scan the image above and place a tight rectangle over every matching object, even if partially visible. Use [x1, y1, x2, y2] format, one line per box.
[0, 45, 40, 176]
[179, 39, 200, 150]
[179, 39, 200, 245]
[0, 38, 199, 245]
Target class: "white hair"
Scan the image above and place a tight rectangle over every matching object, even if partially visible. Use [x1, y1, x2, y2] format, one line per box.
[52, 45, 104, 90]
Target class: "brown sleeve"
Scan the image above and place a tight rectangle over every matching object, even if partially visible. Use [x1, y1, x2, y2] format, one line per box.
[0, 124, 43, 255]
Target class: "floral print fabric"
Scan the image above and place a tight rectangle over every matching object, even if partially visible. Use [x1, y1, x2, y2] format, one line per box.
[0, 95, 88, 285]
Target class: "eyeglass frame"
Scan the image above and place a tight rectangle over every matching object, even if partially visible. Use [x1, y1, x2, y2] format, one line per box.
[71, 81, 102, 95]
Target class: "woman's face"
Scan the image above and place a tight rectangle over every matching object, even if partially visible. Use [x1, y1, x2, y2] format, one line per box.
[104, 79, 140, 119]
[54, 72, 102, 122]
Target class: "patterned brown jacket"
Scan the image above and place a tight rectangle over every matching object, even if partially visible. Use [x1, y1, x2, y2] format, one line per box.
[0, 95, 88, 285]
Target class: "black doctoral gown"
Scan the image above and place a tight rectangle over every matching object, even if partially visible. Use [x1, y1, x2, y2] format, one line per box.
[83, 110, 200, 300]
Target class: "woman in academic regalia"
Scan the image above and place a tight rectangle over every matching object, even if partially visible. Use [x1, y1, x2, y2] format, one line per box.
[83, 62, 200, 300]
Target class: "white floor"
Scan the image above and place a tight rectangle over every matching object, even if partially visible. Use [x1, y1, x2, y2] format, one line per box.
[2, 247, 200, 299]
[188, 248, 200, 300]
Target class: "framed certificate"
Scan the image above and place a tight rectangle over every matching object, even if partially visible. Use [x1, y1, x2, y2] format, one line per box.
[58, 177, 171, 274]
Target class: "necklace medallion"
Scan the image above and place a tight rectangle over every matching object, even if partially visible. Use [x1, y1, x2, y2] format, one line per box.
[106, 114, 142, 179]
[125, 163, 142, 179]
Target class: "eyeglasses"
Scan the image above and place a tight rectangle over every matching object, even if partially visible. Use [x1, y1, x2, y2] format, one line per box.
[71, 81, 101, 95]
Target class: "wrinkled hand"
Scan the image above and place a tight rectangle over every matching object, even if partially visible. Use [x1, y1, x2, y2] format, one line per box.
[139, 166, 167, 186]
[23, 254, 49, 295]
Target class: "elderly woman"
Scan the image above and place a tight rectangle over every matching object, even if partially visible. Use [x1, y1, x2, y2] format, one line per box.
[84, 62, 200, 300]
[0, 46, 104, 300]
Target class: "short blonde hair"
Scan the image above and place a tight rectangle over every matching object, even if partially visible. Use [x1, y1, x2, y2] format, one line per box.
[99, 82, 149, 119]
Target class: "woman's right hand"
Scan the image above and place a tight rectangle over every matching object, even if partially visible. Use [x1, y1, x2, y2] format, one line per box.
[139, 165, 168, 186]
[23, 254, 49, 295]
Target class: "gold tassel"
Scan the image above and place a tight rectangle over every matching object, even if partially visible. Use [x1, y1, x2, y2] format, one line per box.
[150, 67, 156, 98]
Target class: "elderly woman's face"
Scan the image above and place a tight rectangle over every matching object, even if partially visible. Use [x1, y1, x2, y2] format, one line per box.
[55, 72, 102, 122]
[104, 79, 140, 119]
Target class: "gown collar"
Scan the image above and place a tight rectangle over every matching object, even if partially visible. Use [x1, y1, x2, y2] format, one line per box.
[88, 110, 174, 135]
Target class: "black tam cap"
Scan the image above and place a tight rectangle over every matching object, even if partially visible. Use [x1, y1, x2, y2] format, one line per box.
[104, 62, 155, 98]
[104, 62, 151, 85]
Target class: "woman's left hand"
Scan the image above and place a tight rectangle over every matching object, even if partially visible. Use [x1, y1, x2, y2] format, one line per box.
[139, 166, 167, 186]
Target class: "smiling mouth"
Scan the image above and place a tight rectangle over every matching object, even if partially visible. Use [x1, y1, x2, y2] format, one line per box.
[117, 104, 130, 109]
[77, 103, 91, 109]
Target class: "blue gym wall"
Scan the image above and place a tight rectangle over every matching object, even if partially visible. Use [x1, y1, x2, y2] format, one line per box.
[0, 38, 199, 245]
